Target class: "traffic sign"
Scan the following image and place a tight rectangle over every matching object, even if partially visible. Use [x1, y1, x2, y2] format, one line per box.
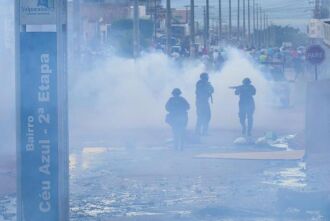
[306, 44, 326, 65]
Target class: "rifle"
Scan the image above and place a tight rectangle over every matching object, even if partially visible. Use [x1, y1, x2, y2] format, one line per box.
[229, 86, 241, 90]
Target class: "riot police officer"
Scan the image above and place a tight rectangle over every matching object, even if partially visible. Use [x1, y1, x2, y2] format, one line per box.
[195, 73, 214, 136]
[165, 88, 190, 150]
[234, 78, 256, 136]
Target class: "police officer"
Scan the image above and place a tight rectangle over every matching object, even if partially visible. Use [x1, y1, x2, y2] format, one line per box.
[234, 78, 256, 136]
[165, 88, 190, 150]
[195, 73, 214, 136]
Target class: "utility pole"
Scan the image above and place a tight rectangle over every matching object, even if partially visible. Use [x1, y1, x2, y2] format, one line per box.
[263, 11, 266, 48]
[133, 0, 140, 58]
[190, 0, 197, 56]
[314, 0, 321, 19]
[269, 21, 274, 47]
[243, 0, 246, 42]
[219, 0, 222, 42]
[266, 15, 270, 47]
[248, 0, 251, 46]
[252, 0, 256, 47]
[166, 0, 171, 55]
[153, 0, 157, 42]
[190, 0, 195, 46]
[256, 4, 259, 48]
[185, 5, 189, 24]
[237, 0, 240, 42]
[260, 7, 263, 48]
[229, 0, 232, 41]
[258, 7, 262, 48]
[206, 0, 210, 49]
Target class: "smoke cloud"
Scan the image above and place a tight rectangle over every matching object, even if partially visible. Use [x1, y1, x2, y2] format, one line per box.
[70, 48, 274, 136]
[0, 0, 15, 155]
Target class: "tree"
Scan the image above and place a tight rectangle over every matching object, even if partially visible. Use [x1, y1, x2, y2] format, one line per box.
[269, 25, 308, 47]
[108, 18, 154, 57]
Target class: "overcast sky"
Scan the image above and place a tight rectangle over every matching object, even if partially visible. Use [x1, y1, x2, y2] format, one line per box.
[164, 0, 314, 30]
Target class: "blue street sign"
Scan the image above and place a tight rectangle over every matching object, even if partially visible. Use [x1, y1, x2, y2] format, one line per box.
[19, 32, 59, 220]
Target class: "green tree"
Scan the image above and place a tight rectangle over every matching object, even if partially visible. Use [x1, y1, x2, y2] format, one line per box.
[109, 18, 154, 57]
[269, 25, 308, 47]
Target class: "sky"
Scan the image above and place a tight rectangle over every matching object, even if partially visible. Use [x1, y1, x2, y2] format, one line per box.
[165, 0, 314, 30]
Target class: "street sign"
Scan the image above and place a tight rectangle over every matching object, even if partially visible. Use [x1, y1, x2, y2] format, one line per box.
[306, 44, 326, 80]
[16, 0, 68, 221]
[306, 44, 326, 65]
[20, 31, 59, 220]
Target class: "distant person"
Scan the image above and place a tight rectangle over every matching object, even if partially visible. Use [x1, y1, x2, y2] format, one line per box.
[233, 78, 256, 137]
[165, 88, 190, 150]
[195, 73, 214, 136]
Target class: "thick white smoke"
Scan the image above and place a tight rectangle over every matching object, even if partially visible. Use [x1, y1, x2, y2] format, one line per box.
[70, 48, 274, 135]
[0, 0, 15, 154]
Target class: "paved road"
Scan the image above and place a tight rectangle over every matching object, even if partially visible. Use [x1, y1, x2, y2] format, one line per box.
[0, 129, 329, 221]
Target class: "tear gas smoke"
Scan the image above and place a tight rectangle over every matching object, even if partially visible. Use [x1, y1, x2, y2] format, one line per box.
[70, 48, 275, 134]
[0, 1, 15, 154]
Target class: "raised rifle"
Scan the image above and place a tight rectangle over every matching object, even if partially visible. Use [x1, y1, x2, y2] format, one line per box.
[229, 86, 241, 90]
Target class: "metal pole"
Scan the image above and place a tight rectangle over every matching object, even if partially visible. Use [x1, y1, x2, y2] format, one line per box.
[256, 4, 259, 48]
[57, 2, 69, 219]
[315, 0, 321, 19]
[266, 15, 270, 47]
[248, 0, 251, 46]
[259, 7, 262, 48]
[190, 0, 196, 56]
[243, 0, 246, 42]
[154, 0, 157, 42]
[219, 0, 222, 42]
[206, 0, 210, 49]
[229, 0, 232, 41]
[166, 0, 171, 54]
[252, 0, 255, 47]
[190, 0, 195, 45]
[237, 0, 240, 42]
[205, 0, 210, 49]
[263, 12, 266, 48]
[315, 65, 318, 80]
[133, 0, 140, 58]
[185, 5, 189, 24]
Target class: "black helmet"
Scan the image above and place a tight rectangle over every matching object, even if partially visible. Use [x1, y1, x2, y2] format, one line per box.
[200, 72, 209, 80]
[172, 88, 182, 96]
[243, 78, 251, 85]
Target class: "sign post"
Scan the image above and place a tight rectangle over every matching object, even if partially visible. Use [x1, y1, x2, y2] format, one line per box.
[15, 0, 68, 220]
[306, 44, 326, 80]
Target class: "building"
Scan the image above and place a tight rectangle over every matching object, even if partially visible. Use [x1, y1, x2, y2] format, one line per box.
[70, 0, 154, 49]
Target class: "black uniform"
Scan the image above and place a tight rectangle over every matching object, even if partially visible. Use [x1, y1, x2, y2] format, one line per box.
[235, 84, 256, 136]
[165, 96, 190, 150]
[195, 79, 214, 136]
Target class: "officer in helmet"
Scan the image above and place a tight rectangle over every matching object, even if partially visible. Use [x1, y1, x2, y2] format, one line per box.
[165, 88, 190, 150]
[234, 78, 256, 136]
[195, 73, 214, 136]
